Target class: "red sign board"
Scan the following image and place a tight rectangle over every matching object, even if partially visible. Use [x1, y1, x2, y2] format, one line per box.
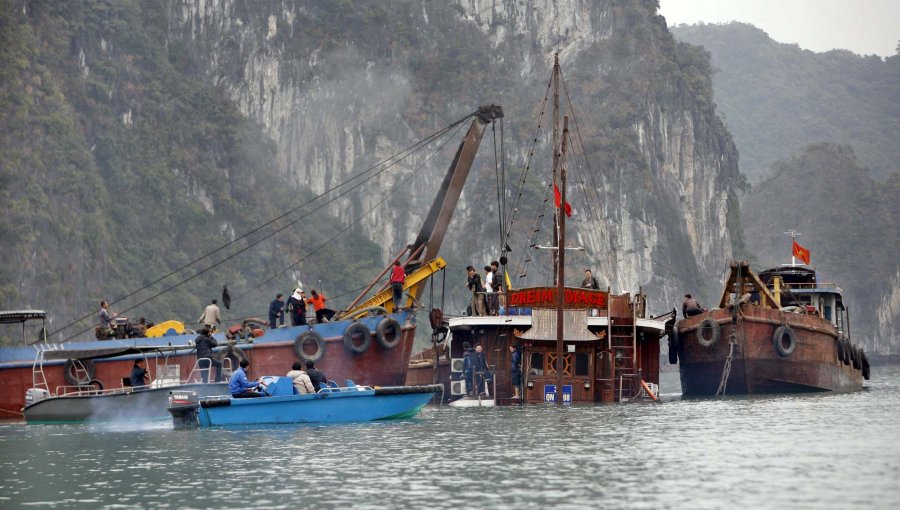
[508, 287, 608, 309]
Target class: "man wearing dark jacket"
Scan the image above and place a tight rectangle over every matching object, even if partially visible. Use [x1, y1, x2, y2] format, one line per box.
[305, 360, 327, 391]
[195, 327, 222, 383]
[269, 293, 285, 329]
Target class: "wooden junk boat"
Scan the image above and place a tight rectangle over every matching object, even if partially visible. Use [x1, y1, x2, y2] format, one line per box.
[0, 105, 504, 420]
[673, 259, 870, 395]
[407, 55, 675, 405]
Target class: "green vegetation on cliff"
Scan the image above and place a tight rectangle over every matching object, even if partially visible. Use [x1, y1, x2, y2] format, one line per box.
[0, 0, 382, 343]
[671, 22, 900, 182]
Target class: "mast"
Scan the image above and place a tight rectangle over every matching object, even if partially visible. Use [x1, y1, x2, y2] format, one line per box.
[784, 229, 801, 266]
[556, 116, 569, 405]
[551, 52, 560, 285]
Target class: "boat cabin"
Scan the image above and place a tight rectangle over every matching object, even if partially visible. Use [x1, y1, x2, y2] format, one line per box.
[758, 265, 848, 334]
[445, 287, 672, 404]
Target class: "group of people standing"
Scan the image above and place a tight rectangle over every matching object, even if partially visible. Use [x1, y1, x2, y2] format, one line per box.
[268, 288, 335, 329]
[466, 261, 503, 316]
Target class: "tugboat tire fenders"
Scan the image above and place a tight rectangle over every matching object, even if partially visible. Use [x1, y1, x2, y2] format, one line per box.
[376, 317, 402, 350]
[342, 322, 372, 354]
[63, 359, 96, 386]
[773, 325, 796, 357]
[861, 349, 870, 380]
[697, 318, 719, 348]
[293, 331, 326, 362]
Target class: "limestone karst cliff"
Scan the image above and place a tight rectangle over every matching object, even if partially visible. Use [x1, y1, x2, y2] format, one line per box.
[167, 0, 743, 312]
[1, 0, 745, 344]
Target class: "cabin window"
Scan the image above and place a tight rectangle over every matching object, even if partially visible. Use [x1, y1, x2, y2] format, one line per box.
[823, 305, 832, 321]
[575, 353, 590, 376]
[530, 353, 544, 376]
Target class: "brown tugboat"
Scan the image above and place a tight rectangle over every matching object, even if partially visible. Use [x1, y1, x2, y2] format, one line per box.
[673, 253, 870, 396]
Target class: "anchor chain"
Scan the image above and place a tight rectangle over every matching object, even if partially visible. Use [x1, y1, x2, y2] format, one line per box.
[715, 331, 738, 396]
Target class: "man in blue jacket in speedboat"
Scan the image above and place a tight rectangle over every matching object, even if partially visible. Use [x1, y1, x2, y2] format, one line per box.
[229, 359, 262, 398]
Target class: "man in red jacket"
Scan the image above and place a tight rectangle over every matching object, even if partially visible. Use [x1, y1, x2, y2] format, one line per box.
[390, 261, 406, 312]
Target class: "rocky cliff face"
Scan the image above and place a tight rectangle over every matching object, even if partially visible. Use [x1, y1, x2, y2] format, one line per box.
[166, 0, 742, 313]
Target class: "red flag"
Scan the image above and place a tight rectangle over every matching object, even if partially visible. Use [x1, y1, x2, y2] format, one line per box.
[792, 240, 811, 265]
[553, 183, 572, 217]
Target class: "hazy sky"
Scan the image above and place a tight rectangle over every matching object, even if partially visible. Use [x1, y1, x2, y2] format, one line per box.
[659, 0, 900, 57]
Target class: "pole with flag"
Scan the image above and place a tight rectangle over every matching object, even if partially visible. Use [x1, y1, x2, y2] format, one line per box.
[784, 230, 811, 265]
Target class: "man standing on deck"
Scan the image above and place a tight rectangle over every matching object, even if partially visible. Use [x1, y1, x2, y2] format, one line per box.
[466, 266, 486, 316]
[509, 344, 522, 399]
[98, 300, 117, 338]
[194, 327, 222, 383]
[484, 265, 497, 316]
[269, 293, 285, 329]
[390, 261, 406, 312]
[229, 359, 262, 398]
[287, 288, 307, 326]
[470, 344, 489, 396]
[197, 299, 221, 332]
[582, 269, 600, 290]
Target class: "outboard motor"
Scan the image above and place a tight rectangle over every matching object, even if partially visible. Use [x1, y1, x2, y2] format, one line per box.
[168, 391, 200, 429]
[24, 388, 50, 406]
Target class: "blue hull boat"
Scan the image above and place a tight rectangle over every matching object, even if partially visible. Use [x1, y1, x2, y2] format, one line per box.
[168, 381, 442, 428]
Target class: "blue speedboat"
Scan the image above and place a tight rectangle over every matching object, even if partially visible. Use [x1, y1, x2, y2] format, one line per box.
[168, 378, 442, 428]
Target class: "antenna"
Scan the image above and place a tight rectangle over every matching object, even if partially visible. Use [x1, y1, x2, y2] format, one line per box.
[783, 229, 802, 266]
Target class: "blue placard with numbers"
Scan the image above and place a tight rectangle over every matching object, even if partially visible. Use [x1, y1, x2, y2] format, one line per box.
[543, 384, 573, 404]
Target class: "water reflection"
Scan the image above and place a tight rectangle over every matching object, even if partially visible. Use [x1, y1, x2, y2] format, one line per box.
[1, 366, 898, 509]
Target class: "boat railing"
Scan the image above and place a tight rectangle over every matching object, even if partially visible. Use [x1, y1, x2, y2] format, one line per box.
[185, 357, 234, 383]
[769, 281, 839, 291]
[55, 384, 131, 397]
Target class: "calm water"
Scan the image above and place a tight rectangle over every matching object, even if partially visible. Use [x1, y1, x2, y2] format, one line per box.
[2, 367, 899, 509]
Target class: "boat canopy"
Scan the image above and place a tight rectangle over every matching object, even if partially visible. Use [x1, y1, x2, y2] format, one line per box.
[0, 310, 47, 324]
[516, 309, 600, 342]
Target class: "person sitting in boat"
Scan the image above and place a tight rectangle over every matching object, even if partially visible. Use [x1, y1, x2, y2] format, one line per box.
[307, 289, 336, 323]
[268, 293, 285, 329]
[305, 360, 327, 391]
[194, 327, 222, 383]
[197, 299, 221, 332]
[229, 359, 262, 398]
[682, 294, 703, 318]
[287, 361, 316, 394]
[130, 359, 149, 389]
[287, 288, 307, 326]
[466, 266, 486, 316]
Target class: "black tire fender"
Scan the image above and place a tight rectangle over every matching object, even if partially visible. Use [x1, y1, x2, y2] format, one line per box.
[773, 325, 796, 357]
[667, 326, 680, 364]
[89, 379, 104, 392]
[293, 331, 326, 363]
[841, 339, 851, 365]
[63, 359, 96, 386]
[376, 317, 402, 350]
[851, 345, 861, 370]
[861, 349, 870, 380]
[342, 322, 372, 354]
[697, 318, 720, 348]
[215, 344, 247, 371]
[836, 338, 845, 363]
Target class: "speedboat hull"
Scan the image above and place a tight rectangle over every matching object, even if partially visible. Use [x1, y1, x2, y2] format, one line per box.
[171, 384, 442, 427]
